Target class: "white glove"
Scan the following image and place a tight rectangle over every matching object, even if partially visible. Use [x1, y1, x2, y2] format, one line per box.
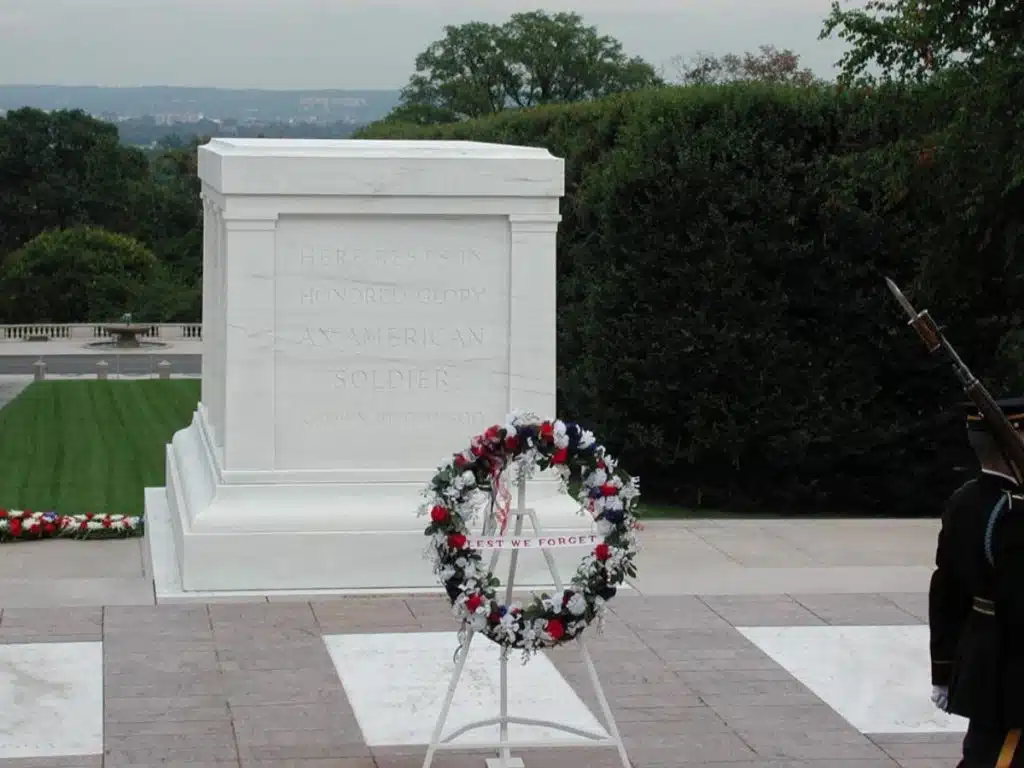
[931, 685, 949, 710]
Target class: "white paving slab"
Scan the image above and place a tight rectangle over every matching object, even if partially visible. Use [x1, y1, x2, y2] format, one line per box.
[738, 624, 968, 734]
[324, 631, 608, 746]
[0, 641, 103, 758]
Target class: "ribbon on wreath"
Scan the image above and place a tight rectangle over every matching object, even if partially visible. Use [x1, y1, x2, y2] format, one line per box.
[490, 460, 513, 535]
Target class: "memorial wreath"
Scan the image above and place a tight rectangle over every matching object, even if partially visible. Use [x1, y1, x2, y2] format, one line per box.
[419, 411, 640, 654]
[0, 510, 142, 543]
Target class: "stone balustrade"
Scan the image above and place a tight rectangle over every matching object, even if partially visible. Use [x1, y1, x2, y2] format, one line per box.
[0, 323, 202, 341]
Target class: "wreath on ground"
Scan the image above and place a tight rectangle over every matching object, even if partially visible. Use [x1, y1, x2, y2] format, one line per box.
[419, 411, 640, 655]
[0, 510, 143, 542]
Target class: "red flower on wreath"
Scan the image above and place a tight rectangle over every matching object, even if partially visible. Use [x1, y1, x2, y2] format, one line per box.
[552, 447, 568, 465]
[430, 505, 448, 523]
[546, 618, 565, 640]
[599, 483, 618, 497]
[447, 533, 467, 550]
[504, 435, 519, 451]
[9, 519, 21, 536]
[466, 594, 484, 612]
[595, 543, 611, 562]
[539, 422, 554, 442]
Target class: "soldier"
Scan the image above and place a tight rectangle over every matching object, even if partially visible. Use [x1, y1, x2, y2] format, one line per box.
[930, 397, 1024, 767]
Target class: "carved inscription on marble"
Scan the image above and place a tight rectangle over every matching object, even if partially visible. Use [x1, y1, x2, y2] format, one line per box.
[273, 215, 511, 471]
[296, 326, 484, 350]
[297, 286, 486, 305]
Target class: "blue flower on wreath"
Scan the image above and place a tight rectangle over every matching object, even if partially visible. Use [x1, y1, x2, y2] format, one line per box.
[603, 508, 624, 525]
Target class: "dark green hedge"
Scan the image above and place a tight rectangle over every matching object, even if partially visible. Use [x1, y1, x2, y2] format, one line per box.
[357, 83, 1023, 516]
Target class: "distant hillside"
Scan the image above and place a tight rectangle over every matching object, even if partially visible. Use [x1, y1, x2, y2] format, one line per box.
[0, 85, 401, 124]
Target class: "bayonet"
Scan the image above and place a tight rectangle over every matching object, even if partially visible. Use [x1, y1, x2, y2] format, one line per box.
[884, 277, 1024, 484]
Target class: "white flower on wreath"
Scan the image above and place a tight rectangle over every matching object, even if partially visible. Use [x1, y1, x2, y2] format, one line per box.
[553, 420, 569, 449]
[522, 625, 538, 645]
[595, 518, 616, 538]
[507, 409, 539, 428]
[541, 596, 563, 614]
[566, 593, 587, 617]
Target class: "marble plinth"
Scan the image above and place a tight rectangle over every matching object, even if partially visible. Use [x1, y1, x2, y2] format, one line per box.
[147, 138, 575, 594]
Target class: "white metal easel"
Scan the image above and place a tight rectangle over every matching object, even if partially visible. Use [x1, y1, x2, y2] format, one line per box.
[422, 474, 632, 768]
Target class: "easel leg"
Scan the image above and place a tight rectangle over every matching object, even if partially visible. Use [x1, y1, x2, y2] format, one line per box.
[492, 486, 527, 768]
[423, 630, 475, 768]
[523, 500, 632, 768]
[577, 637, 632, 768]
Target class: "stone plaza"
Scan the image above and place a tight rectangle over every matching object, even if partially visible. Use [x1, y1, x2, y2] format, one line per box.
[0, 519, 961, 767]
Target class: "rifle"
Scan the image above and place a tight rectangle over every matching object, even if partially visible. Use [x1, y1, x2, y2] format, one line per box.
[884, 277, 1024, 485]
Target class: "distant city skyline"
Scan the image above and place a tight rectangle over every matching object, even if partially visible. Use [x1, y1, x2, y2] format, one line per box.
[0, 0, 861, 90]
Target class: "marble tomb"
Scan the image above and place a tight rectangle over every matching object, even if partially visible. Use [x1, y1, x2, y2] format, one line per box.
[146, 138, 594, 596]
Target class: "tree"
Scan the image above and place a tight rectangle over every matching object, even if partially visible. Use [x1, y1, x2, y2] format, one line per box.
[390, 11, 662, 123]
[819, 0, 1024, 405]
[0, 108, 152, 259]
[820, 0, 1024, 85]
[0, 226, 180, 323]
[673, 45, 821, 86]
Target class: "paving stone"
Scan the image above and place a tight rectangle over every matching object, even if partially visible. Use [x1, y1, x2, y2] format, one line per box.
[711, 703, 852, 732]
[241, 760, 376, 768]
[371, 749, 515, 767]
[103, 718, 238, 765]
[0, 758, 103, 767]
[699, 594, 828, 626]
[736, 726, 892, 760]
[104, 694, 231, 724]
[232, 702, 369, 760]
[879, 592, 930, 622]
[789, 593, 921, 625]
[610, 595, 732, 630]
[218, 639, 333, 672]
[313, 597, 417, 633]
[869, 732, 964, 760]
[0, 607, 101, 642]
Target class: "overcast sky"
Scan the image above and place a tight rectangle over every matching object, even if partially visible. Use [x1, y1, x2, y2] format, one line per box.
[0, 0, 859, 90]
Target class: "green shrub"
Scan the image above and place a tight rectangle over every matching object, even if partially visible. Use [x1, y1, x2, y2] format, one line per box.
[356, 82, 1021, 516]
[0, 226, 185, 323]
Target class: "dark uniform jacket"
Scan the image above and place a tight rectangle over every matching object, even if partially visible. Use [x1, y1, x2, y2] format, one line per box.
[930, 470, 1024, 728]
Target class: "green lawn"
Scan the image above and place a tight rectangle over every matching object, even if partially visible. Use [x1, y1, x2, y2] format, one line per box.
[0, 380, 199, 516]
[0, 379, 779, 521]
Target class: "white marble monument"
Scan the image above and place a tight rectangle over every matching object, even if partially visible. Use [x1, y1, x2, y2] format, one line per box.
[146, 138, 593, 596]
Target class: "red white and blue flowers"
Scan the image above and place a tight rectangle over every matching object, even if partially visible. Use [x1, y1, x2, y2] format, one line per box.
[0, 510, 142, 542]
[419, 410, 640, 655]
